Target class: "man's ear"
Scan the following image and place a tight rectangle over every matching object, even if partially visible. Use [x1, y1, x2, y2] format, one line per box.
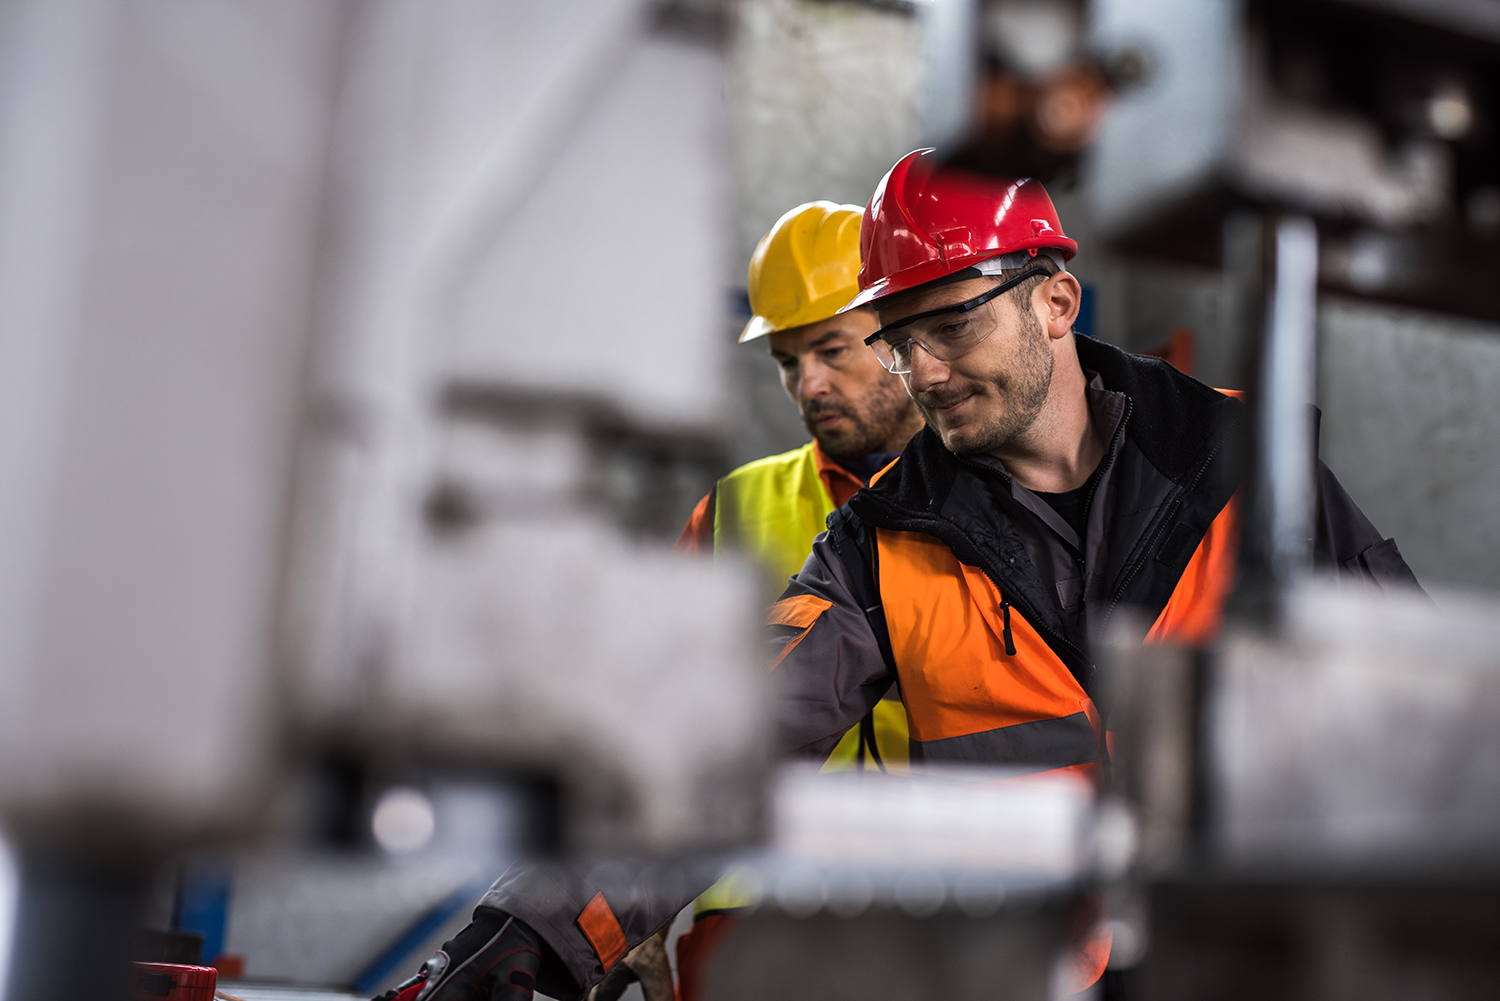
[1041, 271, 1082, 340]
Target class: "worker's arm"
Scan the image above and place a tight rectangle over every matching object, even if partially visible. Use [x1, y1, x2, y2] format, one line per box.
[378, 857, 719, 1001]
[375, 908, 541, 1001]
[1312, 461, 1427, 594]
[462, 857, 726, 1000]
[767, 518, 896, 758]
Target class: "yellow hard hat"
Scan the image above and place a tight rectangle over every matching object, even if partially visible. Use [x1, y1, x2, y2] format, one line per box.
[739, 201, 865, 343]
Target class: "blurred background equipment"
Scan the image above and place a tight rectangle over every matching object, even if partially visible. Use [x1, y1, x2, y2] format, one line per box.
[1073, 1, 1500, 998]
[1087, 0, 1500, 321]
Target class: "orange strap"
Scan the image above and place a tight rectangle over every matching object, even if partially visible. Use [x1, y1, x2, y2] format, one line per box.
[766, 594, 833, 673]
[1065, 921, 1113, 994]
[576, 892, 628, 972]
[675, 912, 742, 1001]
[766, 593, 832, 629]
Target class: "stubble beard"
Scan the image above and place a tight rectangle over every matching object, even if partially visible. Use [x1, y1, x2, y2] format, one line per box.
[804, 376, 919, 459]
[912, 304, 1054, 455]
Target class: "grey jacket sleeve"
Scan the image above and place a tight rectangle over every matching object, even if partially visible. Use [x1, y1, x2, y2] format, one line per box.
[1313, 461, 1427, 595]
[478, 856, 726, 998]
[768, 530, 895, 758]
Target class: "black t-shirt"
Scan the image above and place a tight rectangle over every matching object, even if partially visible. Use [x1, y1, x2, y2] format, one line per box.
[1033, 461, 1106, 540]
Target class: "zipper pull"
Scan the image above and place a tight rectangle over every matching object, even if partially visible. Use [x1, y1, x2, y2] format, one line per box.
[1000, 598, 1017, 656]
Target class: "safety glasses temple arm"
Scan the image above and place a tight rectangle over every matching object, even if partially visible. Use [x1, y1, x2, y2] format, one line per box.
[863, 267, 1052, 345]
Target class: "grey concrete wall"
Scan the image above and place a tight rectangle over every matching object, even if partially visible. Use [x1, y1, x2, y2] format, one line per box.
[723, 0, 927, 471]
[730, 0, 924, 269]
[1318, 300, 1500, 597]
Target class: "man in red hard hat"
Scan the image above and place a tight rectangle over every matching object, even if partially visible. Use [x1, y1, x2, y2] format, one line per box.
[373, 150, 1422, 1001]
[764, 148, 1424, 993]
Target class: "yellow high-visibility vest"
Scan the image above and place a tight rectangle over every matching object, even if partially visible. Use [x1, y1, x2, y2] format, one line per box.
[713, 442, 838, 599]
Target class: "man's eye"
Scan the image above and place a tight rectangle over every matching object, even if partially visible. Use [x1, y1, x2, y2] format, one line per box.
[822, 347, 845, 361]
[934, 319, 970, 340]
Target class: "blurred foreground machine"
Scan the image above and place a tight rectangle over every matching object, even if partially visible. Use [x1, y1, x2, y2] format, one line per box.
[704, 765, 1107, 1001]
[5, 1, 1500, 999]
[1109, 584, 1500, 1001]
[0, 2, 762, 999]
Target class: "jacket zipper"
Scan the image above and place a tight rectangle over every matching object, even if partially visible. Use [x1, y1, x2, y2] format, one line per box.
[971, 557, 1090, 684]
[1101, 437, 1226, 628]
[1080, 397, 1131, 543]
[945, 463, 1093, 679]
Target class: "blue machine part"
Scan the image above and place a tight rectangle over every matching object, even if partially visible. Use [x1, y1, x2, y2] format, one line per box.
[173, 860, 233, 962]
[1075, 284, 1095, 338]
[350, 877, 494, 995]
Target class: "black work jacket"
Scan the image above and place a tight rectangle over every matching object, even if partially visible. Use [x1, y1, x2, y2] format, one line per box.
[771, 336, 1423, 755]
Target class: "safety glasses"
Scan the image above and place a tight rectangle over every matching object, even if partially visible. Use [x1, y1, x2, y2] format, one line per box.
[863, 267, 1051, 374]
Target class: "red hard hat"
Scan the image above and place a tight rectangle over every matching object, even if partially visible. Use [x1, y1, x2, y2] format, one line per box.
[843, 148, 1076, 310]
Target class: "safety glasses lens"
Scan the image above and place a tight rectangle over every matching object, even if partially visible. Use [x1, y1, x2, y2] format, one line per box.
[870, 339, 912, 374]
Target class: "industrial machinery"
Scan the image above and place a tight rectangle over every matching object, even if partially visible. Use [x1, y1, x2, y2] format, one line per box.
[1080, 5, 1500, 996]
[938, 1, 1500, 998]
[0, 2, 763, 998]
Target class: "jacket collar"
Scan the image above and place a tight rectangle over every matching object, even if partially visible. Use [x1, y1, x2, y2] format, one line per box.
[811, 440, 866, 509]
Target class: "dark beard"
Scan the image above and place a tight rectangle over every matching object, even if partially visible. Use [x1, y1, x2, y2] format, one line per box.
[914, 305, 1054, 455]
[804, 377, 917, 459]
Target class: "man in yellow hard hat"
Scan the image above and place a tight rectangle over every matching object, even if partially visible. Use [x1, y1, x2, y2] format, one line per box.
[678, 201, 923, 590]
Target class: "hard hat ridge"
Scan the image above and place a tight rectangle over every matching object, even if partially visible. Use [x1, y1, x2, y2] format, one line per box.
[843, 148, 1077, 312]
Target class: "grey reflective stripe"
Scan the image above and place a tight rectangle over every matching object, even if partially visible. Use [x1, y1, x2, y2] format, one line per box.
[909, 711, 1097, 770]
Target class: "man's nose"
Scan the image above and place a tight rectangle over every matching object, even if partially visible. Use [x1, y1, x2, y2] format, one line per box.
[799, 357, 834, 400]
[905, 342, 948, 391]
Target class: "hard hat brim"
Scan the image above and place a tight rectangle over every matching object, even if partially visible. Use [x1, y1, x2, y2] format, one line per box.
[739, 289, 866, 344]
[738, 314, 778, 343]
